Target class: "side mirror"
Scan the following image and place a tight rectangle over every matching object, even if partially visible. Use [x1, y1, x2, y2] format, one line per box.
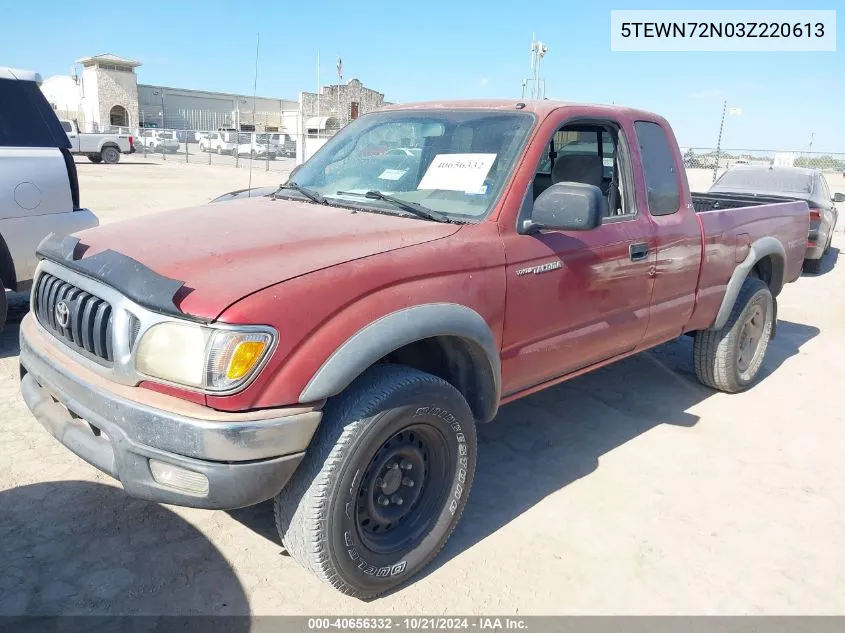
[521, 182, 605, 234]
[833, 192, 845, 203]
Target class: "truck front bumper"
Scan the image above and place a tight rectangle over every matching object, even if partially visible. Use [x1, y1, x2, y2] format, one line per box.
[19, 316, 321, 509]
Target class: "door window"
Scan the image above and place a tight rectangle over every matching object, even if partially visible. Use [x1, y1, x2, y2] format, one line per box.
[532, 122, 635, 218]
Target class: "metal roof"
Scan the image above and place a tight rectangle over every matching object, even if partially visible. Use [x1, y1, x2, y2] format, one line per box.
[305, 116, 340, 130]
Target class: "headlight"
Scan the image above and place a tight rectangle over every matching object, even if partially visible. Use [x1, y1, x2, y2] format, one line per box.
[135, 322, 274, 392]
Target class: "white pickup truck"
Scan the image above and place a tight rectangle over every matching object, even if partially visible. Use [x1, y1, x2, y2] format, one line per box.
[59, 119, 134, 164]
[1, 69, 99, 333]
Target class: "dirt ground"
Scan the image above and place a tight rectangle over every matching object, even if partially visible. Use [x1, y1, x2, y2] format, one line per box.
[1, 157, 843, 615]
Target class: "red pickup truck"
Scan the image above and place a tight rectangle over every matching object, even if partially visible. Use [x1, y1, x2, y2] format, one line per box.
[20, 100, 808, 598]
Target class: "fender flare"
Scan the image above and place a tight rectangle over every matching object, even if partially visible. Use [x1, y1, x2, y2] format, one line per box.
[710, 236, 786, 331]
[299, 303, 501, 419]
[99, 141, 120, 153]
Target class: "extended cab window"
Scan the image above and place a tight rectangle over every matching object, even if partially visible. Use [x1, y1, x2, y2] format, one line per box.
[635, 121, 680, 215]
[289, 110, 534, 221]
[0, 78, 70, 148]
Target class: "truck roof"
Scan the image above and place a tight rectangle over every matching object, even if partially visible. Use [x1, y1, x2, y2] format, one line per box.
[0, 67, 43, 83]
[380, 99, 662, 121]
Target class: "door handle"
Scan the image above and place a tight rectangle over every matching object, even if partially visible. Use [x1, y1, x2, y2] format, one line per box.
[629, 242, 649, 262]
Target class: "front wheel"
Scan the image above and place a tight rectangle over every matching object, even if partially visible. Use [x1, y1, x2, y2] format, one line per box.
[694, 277, 774, 393]
[275, 365, 477, 599]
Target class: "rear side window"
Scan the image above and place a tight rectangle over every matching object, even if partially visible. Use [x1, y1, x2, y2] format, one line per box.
[635, 121, 680, 216]
[60, 120, 73, 133]
[0, 78, 71, 148]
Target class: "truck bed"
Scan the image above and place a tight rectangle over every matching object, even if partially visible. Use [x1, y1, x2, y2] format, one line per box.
[685, 193, 810, 331]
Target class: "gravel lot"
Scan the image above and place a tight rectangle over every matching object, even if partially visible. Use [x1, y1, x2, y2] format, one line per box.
[1, 157, 843, 615]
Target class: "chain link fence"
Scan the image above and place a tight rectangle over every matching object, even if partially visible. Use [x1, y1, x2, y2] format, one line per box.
[111, 111, 339, 175]
[682, 148, 845, 204]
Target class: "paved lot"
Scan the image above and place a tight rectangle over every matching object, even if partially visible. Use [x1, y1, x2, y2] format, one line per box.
[1, 159, 844, 615]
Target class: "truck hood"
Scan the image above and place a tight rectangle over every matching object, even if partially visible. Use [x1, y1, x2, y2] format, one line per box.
[73, 196, 461, 320]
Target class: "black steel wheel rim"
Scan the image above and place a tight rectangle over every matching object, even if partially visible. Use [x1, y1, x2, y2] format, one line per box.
[354, 422, 451, 555]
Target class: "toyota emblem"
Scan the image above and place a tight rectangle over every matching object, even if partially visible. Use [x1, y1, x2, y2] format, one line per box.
[55, 300, 70, 329]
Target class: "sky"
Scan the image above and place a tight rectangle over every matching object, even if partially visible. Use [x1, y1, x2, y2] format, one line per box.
[2, 0, 842, 152]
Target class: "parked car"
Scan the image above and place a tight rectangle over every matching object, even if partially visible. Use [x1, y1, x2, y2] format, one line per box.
[269, 133, 297, 157]
[19, 100, 808, 598]
[59, 119, 134, 164]
[235, 133, 276, 159]
[199, 132, 236, 155]
[709, 165, 842, 274]
[174, 130, 200, 143]
[139, 130, 180, 153]
[0, 67, 98, 333]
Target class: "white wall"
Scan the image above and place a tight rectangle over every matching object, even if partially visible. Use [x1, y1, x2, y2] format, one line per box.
[40, 76, 81, 112]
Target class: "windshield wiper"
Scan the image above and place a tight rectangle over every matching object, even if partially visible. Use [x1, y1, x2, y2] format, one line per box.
[336, 190, 451, 223]
[275, 181, 327, 205]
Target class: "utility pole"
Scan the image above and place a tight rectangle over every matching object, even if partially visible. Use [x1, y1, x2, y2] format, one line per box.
[713, 99, 727, 183]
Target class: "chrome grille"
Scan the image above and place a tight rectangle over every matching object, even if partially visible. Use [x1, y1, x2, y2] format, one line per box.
[34, 272, 114, 364]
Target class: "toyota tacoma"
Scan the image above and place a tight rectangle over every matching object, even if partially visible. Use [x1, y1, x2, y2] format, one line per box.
[19, 100, 809, 598]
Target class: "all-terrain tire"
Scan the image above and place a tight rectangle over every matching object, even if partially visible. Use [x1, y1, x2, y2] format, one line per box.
[694, 277, 774, 393]
[274, 364, 477, 599]
[803, 257, 822, 274]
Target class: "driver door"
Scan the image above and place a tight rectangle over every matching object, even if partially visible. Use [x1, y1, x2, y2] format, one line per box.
[500, 115, 657, 396]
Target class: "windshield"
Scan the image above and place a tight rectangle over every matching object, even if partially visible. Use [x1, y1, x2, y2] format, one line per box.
[710, 168, 814, 197]
[289, 110, 535, 221]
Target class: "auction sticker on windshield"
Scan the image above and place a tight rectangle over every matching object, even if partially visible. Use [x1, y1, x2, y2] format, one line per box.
[378, 168, 407, 181]
[418, 153, 496, 193]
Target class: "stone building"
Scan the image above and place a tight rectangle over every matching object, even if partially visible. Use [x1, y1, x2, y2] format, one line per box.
[299, 78, 387, 135]
[41, 54, 141, 132]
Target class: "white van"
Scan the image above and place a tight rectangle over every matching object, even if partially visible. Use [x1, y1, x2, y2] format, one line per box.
[0, 67, 99, 332]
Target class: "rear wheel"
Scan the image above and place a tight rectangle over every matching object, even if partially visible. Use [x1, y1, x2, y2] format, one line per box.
[275, 365, 476, 599]
[803, 257, 822, 274]
[694, 277, 774, 393]
[101, 146, 120, 164]
[87, 154, 102, 163]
